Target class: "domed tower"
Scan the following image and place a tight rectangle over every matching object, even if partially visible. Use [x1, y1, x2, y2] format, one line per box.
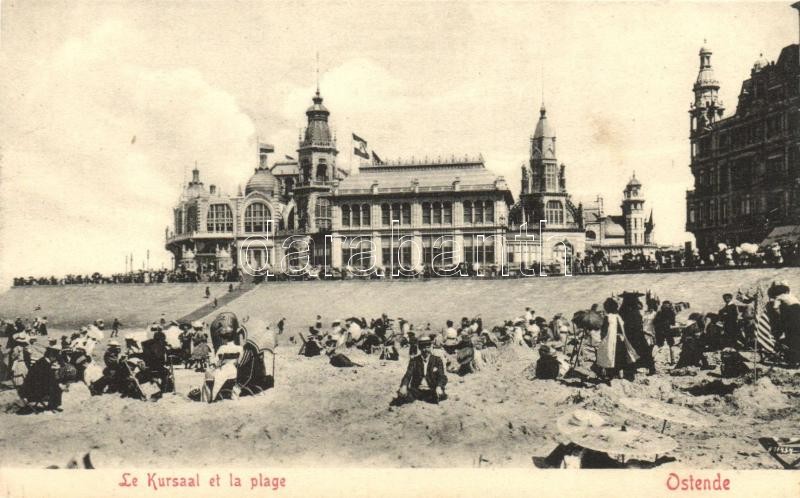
[621, 173, 646, 246]
[690, 43, 725, 133]
[293, 85, 339, 234]
[297, 88, 338, 185]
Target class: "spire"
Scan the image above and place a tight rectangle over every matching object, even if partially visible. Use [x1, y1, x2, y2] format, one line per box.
[315, 51, 320, 97]
[533, 101, 554, 139]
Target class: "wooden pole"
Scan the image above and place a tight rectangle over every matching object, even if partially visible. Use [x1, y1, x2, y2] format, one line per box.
[753, 293, 759, 381]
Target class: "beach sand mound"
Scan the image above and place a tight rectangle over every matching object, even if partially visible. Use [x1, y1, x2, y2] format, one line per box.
[731, 377, 790, 417]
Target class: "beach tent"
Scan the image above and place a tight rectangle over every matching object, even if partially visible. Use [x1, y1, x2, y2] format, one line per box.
[760, 225, 800, 247]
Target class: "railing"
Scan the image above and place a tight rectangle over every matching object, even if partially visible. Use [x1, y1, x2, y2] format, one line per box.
[336, 183, 501, 195]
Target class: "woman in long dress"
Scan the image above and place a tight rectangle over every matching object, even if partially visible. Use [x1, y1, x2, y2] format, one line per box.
[596, 298, 639, 380]
[769, 281, 800, 366]
[619, 293, 656, 375]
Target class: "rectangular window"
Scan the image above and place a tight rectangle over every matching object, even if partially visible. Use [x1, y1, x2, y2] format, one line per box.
[361, 205, 370, 226]
[402, 203, 411, 225]
[485, 201, 494, 224]
[464, 201, 473, 224]
[422, 203, 431, 224]
[475, 202, 484, 224]
[433, 203, 442, 224]
[443, 202, 452, 224]
[545, 164, 557, 191]
[381, 204, 390, 226]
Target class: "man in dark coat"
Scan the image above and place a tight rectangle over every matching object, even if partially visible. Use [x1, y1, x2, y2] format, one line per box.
[393, 336, 447, 405]
[619, 292, 656, 375]
[21, 345, 63, 411]
[718, 293, 740, 348]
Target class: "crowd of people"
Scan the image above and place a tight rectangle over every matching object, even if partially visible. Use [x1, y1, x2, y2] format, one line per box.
[12, 268, 240, 287]
[3, 276, 798, 415]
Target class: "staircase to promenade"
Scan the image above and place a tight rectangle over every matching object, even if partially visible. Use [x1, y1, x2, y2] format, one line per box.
[178, 280, 257, 323]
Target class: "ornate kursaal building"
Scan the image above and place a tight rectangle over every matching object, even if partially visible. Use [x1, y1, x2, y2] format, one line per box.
[165, 88, 513, 274]
[686, 5, 800, 253]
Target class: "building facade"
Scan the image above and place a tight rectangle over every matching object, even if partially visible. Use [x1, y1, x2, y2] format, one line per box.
[165, 88, 513, 275]
[582, 174, 657, 262]
[166, 88, 659, 275]
[686, 8, 800, 253]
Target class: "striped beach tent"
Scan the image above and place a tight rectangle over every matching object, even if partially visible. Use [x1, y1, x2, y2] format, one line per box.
[754, 288, 776, 355]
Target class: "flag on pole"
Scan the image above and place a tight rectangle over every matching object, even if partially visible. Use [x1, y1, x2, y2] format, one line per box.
[353, 134, 369, 159]
[371, 151, 384, 165]
[755, 288, 777, 354]
[258, 143, 274, 168]
[285, 155, 295, 161]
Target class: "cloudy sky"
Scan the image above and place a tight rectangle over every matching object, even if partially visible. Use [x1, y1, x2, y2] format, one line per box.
[0, 1, 795, 287]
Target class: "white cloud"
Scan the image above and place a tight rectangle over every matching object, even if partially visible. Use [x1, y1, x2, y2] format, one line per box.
[0, 21, 256, 287]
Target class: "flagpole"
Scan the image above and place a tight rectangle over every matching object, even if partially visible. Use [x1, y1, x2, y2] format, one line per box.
[753, 292, 759, 381]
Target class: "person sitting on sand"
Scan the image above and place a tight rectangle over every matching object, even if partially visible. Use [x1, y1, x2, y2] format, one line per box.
[392, 336, 447, 405]
[205, 328, 243, 401]
[535, 345, 561, 380]
[21, 344, 64, 412]
[675, 313, 711, 370]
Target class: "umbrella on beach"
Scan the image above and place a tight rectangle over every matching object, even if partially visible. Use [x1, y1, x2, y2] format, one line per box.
[556, 409, 608, 440]
[619, 397, 711, 433]
[571, 426, 678, 457]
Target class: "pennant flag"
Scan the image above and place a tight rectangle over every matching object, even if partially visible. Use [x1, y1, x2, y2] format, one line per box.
[371, 151, 384, 165]
[353, 133, 369, 159]
[285, 155, 295, 161]
[755, 289, 776, 354]
[258, 143, 275, 154]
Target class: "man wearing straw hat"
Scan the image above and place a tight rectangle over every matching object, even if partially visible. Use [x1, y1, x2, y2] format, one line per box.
[392, 336, 447, 405]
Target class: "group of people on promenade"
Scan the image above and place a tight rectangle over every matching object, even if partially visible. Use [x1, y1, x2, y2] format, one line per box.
[13, 237, 800, 287]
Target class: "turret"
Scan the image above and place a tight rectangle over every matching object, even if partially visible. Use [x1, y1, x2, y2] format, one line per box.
[690, 42, 725, 133]
[621, 172, 646, 246]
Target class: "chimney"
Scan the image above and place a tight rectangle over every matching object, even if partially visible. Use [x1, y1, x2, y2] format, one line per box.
[209, 185, 216, 195]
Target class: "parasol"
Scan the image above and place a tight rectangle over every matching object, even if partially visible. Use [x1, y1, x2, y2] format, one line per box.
[619, 397, 711, 432]
[556, 409, 607, 439]
[572, 426, 678, 456]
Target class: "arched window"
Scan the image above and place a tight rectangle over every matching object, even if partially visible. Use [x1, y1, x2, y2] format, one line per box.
[484, 201, 494, 224]
[174, 209, 183, 235]
[545, 200, 563, 225]
[402, 203, 411, 224]
[463, 201, 473, 223]
[585, 230, 597, 241]
[342, 205, 351, 226]
[206, 204, 233, 232]
[443, 202, 452, 224]
[381, 204, 391, 226]
[475, 201, 484, 224]
[244, 202, 271, 233]
[422, 202, 432, 224]
[287, 207, 296, 230]
[553, 241, 573, 271]
[352, 204, 361, 226]
[433, 202, 442, 224]
[361, 204, 371, 226]
[316, 161, 327, 182]
[315, 198, 331, 230]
